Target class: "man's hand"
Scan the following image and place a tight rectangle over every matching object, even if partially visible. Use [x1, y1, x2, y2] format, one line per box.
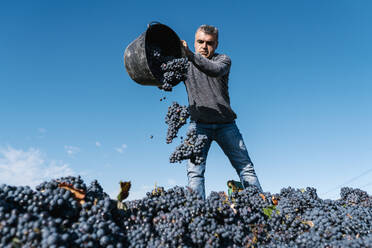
[181, 40, 193, 58]
[181, 40, 189, 50]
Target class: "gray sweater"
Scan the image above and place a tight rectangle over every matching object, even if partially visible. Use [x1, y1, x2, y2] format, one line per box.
[184, 52, 237, 124]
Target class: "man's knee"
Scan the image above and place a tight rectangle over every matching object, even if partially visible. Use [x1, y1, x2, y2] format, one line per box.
[187, 165, 205, 178]
[229, 150, 252, 167]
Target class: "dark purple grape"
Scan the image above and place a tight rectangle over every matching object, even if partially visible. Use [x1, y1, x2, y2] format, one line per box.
[169, 128, 208, 165]
[1, 176, 371, 247]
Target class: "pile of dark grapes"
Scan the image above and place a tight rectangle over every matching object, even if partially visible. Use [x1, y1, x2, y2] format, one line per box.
[0, 176, 126, 247]
[165, 102, 190, 144]
[147, 45, 189, 91]
[169, 128, 208, 165]
[1, 176, 372, 247]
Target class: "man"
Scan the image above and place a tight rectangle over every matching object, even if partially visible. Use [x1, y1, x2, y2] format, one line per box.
[181, 24, 262, 200]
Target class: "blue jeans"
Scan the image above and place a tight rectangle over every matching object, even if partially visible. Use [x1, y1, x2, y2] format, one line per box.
[187, 121, 262, 199]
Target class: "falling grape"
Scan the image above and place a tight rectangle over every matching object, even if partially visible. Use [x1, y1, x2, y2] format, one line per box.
[169, 128, 208, 165]
[165, 102, 190, 144]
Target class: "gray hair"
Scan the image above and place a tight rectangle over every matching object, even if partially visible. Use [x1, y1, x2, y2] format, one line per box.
[197, 24, 219, 41]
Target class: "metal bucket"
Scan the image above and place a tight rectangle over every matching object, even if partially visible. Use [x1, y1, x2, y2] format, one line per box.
[124, 22, 183, 86]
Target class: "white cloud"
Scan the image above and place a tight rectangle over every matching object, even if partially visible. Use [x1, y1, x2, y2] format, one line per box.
[115, 144, 128, 154]
[95, 141, 101, 147]
[64, 145, 80, 156]
[0, 146, 74, 188]
[38, 128, 47, 134]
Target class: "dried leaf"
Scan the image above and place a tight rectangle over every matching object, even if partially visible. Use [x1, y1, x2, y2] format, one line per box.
[302, 220, 314, 228]
[272, 196, 279, 205]
[230, 203, 237, 214]
[259, 193, 266, 201]
[246, 233, 258, 248]
[117, 201, 128, 210]
[12, 238, 22, 248]
[58, 182, 86, 202]
[152, 182, 164, 196]
[117, 181, 131, 202]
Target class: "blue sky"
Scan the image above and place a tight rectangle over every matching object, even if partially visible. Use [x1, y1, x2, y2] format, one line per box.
[1, 0, 371, 200]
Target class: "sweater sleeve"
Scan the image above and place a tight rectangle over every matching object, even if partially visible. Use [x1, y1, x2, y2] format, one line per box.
[188, 53, 231, 77]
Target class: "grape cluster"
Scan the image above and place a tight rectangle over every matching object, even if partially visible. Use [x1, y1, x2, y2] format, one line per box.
[0, 176, 125, 248]
[169, 128, 208, 165]
[163, 101, 208, 165]
[147, 45, 189, 91]
[165, 102, 190, 144]
[339, 186, 371, 206]
[1, 176, 372, 247]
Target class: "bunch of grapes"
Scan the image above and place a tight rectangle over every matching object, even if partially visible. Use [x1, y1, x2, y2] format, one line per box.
[339, 186, 371, 206]
[147, 45, 189, 91]
[163, 102, 208, 166]
[1, 176, 372, 247]
[165, 102, 190, 144]
[0, 176, 126, 247]
[169, 128, 208, 165]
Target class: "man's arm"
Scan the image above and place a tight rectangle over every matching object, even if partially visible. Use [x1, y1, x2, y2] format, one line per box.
[189, 53, 231, 77]
[181, 40, 231, 77]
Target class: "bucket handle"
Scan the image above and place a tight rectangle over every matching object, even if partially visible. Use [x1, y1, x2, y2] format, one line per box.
[147, 21, 162, 28]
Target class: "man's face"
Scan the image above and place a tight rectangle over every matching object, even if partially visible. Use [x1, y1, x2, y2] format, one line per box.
[194, 30, 218, 59]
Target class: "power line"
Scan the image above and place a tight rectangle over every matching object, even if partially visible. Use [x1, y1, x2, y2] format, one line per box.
[321, 167, 372, 196]
[359, 181, 372, 189]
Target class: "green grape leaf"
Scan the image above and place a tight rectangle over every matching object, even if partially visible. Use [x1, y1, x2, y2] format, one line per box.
[262, 205, 278, 219]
